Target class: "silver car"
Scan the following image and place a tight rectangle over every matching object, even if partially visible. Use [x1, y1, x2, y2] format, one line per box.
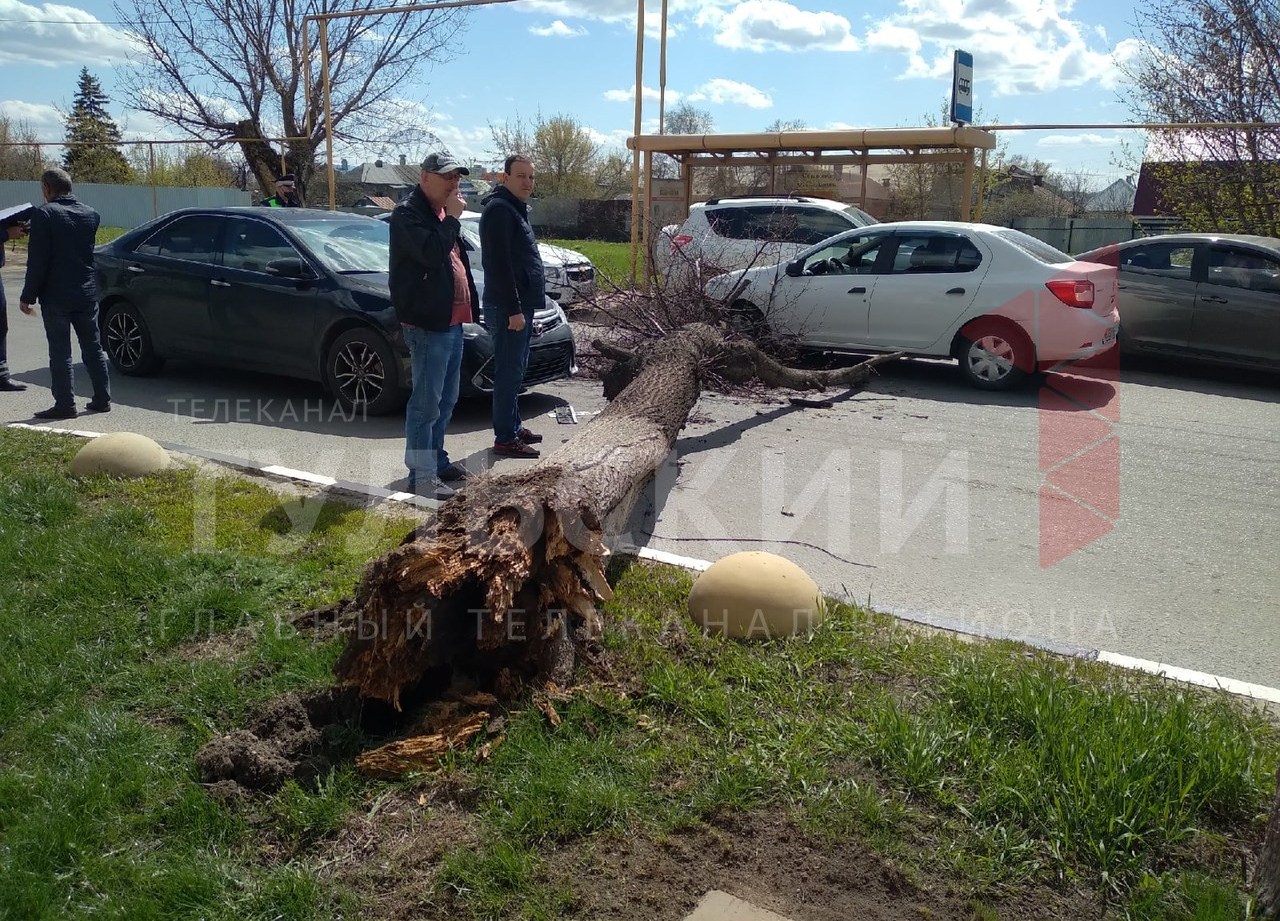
[1076, 234, 1280, 371]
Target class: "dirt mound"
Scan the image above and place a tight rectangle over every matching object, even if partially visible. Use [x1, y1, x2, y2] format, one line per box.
[196, 687, 365, 793]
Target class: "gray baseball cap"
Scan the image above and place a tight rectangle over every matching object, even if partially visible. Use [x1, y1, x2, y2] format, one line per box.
[420, 152, 469, 175]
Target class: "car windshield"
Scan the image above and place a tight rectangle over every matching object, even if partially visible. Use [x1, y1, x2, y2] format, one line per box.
[839, 204, 878, 227]
[994, 228, 1073, 264]
[290, 218, 390, 273]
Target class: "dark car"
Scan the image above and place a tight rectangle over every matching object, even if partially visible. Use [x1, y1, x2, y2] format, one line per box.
[94, 208, 576, 415]
[1076, 233, 1280, 371]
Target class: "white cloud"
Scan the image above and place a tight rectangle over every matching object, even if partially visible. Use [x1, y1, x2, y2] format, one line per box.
[864, 0, 1134, 96]
[1038, 133, 1121, 148]
[685, 77, 772, 109]
[529, 20, 588, 38]
[0, 0, 138, 67]
[701, 0, 859, 53]
[0, 99, 62, 136]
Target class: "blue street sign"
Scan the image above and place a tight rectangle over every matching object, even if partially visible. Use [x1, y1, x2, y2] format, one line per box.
[952, 50, 973, 125]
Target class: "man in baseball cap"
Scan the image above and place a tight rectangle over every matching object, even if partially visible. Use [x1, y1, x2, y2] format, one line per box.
[420, 152, 470, 175]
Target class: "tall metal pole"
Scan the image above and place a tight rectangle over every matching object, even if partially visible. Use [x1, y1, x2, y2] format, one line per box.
[658, 0, 668, 134]
[628, 0, 645, 284]
[321, 17, 336, 209]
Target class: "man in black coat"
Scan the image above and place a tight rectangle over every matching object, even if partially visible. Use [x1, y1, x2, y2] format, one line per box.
[19, 168, 110, 420]
[388, 151, 479, 499]
[478, 154, 546, 458]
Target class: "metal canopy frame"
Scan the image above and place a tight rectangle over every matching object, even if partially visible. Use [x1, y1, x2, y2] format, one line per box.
[625, 126, 998, 282]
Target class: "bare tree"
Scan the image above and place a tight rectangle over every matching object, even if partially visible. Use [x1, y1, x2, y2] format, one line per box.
[656, 101, 714, 179]
[1120, 0, 1280, 234]
[114, 0, 469, 201]
[0, 115, 49, 180]
[489, 113, 601, 197]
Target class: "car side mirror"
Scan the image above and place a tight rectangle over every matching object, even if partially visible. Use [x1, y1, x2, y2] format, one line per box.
[266, 257, 313, 279]
[785, 260, 804, 277]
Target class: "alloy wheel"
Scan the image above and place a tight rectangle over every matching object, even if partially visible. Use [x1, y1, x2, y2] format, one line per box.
[332, 340, 387, 408]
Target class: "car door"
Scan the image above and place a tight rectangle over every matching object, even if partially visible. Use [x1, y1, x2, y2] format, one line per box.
[863, 231, 988, 350]
[119, 214, 222, 354]
[1190, 244, 1280, 366]
[210, 216, 321, 375]
[764, 231, 888, 346]
[1113, 241, 1198, 351]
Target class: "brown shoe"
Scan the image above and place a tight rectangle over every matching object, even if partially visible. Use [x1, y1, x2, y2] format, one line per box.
[516, 426, 543, 444]
[493, 440, 540, 458]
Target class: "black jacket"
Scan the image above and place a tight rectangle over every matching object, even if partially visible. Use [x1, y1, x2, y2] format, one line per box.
[478, 186, 545, 319]
[20, 194, 100, 310]
[388, 186, 478, 331]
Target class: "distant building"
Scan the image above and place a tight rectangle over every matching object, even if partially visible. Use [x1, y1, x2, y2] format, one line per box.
[1083, 176, 1137, 214]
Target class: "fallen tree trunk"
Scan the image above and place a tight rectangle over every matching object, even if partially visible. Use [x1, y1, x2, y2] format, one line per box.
[334, 324, 900, 706]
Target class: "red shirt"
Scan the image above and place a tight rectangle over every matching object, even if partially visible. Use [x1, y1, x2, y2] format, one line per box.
[440, 207, 472, 326]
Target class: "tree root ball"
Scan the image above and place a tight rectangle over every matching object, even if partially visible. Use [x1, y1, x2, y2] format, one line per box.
[687, 551, 825, 640]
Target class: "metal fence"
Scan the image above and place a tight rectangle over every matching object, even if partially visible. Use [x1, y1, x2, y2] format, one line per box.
[0, 181, 251, 229]
[1009, 217, 1144, 255]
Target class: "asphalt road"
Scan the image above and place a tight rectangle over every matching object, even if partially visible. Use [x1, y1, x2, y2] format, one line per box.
[3, 257, 1278, 689]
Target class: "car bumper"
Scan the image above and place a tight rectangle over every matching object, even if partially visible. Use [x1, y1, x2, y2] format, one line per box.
[460, 319, 576, 396]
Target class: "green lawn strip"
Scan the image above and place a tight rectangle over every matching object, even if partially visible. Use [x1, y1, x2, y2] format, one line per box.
[0, 428, 410, 919]
[1, 427, 1276, 921]
[436, 559, 1278, 919]
[543, 238, 633, 287]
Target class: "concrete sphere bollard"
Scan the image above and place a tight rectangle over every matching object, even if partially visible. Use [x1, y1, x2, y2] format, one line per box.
[687, 550, 825, 640]
[70, 432, 171, 479]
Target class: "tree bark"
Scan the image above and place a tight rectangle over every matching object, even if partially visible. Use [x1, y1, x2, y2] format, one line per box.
[1259, 762, 1280, 919]
[334, 324, 900, 706]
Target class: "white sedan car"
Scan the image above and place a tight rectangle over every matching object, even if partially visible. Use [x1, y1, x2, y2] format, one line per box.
[458, 211, 596, 307]
[704, 221, 1121, 389]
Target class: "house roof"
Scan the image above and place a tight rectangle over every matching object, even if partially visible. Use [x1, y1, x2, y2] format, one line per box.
[355, 161, 419, 187]
[357, 195, 398, 210]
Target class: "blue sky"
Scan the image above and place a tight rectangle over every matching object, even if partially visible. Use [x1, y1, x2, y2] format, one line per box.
[0, 0, 1148, 188]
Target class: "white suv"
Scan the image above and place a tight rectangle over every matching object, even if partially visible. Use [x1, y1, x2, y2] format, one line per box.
[656, 195, 878, 284]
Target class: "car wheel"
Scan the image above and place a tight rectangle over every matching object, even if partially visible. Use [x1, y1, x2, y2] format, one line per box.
[102, 300, 164, 375]
[957, 321, 1033, 390]
[324, 328, 404, 416]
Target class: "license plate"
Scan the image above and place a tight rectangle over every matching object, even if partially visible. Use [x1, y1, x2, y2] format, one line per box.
[1103, 325, 1118, 344]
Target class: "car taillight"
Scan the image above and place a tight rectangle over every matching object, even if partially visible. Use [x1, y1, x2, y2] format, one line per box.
[1045, 279, 1095, 308]
[670, 233, 693, 254]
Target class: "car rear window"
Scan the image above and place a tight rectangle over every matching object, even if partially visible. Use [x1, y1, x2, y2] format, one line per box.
[993, 229, 1073, 264]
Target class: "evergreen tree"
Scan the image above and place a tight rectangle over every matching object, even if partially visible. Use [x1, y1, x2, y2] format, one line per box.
[63, 68, 132, 184]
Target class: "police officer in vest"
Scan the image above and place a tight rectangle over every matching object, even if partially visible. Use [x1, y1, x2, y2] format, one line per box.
[259, 173, 302, 208]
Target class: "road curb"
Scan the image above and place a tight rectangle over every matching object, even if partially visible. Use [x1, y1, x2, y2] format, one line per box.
[9, 419, 1280, 707]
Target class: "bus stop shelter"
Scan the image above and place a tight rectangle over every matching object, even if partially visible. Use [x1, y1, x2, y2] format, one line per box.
[626, 125, 998, 279]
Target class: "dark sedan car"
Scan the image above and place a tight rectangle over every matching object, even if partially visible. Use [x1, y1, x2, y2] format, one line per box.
[94, 208, 576, 415]
[1076, 233, 1280, 372]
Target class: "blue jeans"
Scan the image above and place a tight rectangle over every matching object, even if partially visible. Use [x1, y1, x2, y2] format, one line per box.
[402, 323, 463, 480]
[41, 303, 111, 409]
[487, 312, 532, 444]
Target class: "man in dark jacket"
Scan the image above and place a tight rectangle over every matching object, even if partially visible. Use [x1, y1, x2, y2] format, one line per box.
[259, 173, 303, 208]
[19, 169, 109, 420]
[388, 151, 478, 499]
[478, 154, 545, 458]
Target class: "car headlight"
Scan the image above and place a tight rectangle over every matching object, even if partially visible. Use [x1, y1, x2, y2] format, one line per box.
[545, 266, 566, 283]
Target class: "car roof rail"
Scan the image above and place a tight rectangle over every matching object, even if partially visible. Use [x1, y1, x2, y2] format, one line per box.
[704, 192, 818, 206]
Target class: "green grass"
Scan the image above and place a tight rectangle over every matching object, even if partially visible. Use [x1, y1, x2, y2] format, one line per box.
[544, 238, 634, 287]
[0, 428, 414, 920]
[0, 426, 1275, 921]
